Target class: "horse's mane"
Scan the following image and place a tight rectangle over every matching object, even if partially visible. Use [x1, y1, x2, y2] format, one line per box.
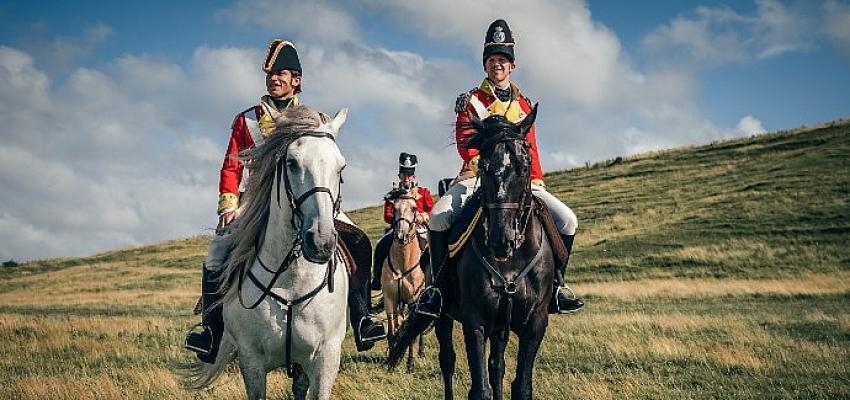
[460, 115, 526, 155]
[220, 105, 327, 301]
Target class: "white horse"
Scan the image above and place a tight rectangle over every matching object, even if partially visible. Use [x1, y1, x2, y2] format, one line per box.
[178, 106, 350, 400]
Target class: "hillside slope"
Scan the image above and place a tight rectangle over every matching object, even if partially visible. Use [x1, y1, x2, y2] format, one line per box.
[2, 120, 848, 399]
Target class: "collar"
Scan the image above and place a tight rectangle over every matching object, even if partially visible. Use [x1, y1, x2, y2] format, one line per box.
[479, 79, 521, 101]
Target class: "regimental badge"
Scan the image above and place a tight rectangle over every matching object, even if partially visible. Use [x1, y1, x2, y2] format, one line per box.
[403, 155, 413, 168]
[493, 26, 506, 43]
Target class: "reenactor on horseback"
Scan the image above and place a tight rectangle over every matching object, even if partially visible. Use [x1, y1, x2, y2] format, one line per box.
[184, 39, 385, 363]
[411, 19, 585, 323]
[371, 153, 435, 291]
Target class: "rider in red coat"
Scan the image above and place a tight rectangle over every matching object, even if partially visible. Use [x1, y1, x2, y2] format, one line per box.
[185, 40, 385, 363]
[410, 19, 585, 323]
[371, 153, 434, 290]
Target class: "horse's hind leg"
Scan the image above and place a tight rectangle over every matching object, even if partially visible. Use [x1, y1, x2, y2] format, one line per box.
[237, 356, 267, 400]
[488, 331, 509, 400]
[406, 342, 414, 373]
[435, 316, 456, 400]
[291, 364, 309, 400]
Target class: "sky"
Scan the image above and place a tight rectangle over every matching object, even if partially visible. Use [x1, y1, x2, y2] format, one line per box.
[1, 0, 848, 261]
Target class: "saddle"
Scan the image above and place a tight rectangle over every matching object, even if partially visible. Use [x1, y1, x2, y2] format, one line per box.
[445, 191, 568, 267]
[334, 219, 372, 289]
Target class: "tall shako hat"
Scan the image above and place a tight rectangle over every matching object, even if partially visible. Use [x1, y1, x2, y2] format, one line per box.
[399, 152, 418, 174]
[483, 19, 515, 65]
[263, 39, 301, 74]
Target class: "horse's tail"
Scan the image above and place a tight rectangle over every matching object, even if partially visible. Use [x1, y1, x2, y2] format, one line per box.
[172, 334, 237, 389]
[386, 312, 432, 370]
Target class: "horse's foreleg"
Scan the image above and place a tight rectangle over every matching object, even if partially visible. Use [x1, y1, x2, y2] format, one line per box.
[304, 348, 342, 400]
[436, 316, 456, 400]
[291, 364, 309, 400]
[237, 356, 267, 400]
[488, 331, 508, 400]
[463, 324, 491, 400]
[418, 333, 425, 357]
[511, 315, 547, 400]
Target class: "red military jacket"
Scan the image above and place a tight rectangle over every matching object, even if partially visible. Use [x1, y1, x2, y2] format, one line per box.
[383, 186, 434, 224]
[218, 96, 299, 213]
[455, 79, 543, 181]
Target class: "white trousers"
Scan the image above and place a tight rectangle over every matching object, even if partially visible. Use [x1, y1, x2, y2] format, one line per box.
[429, 178, 577, 235]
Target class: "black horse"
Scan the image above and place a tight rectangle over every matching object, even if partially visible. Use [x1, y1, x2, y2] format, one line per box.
[390, 106, 555, 399]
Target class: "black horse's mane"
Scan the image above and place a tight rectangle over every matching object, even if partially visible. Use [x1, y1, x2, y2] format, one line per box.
[460, 114, 526, 155]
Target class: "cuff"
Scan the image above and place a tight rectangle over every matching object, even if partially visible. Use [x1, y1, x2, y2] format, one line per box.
[217, 193, 239, 215]
[467, 155, 480, 175]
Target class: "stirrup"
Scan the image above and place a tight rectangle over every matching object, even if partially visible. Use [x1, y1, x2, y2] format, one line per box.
[555, 285, 584, 314]
[183, 323, 213, 355]
[358, 317, 387, 342]
[413, 286, 442, 319]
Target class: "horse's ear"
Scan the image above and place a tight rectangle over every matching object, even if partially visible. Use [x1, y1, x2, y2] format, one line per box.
[329, 108, 348, 136]
[518, 103, 538, 135]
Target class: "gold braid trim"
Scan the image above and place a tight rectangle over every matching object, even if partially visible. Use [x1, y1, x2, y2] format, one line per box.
[262, 40, 297, 73]
[217, 193, 239, 215]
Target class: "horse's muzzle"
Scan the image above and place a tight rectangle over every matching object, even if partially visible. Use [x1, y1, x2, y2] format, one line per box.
[302, 230, 338, 264]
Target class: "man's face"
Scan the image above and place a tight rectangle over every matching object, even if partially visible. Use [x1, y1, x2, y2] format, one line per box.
[399, 172, 416, 187]
[484, 54, 514, 86]
[266, 69, 301, 99]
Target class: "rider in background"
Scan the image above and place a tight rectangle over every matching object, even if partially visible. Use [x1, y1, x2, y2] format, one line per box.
[371, 152, 434, 290]
[184, 39, 385, 363]
[414, 19, 585, 320]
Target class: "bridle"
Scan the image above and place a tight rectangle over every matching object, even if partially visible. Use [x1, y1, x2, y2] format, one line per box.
[392, 194, 420, 245]
[479, 138, 534, 256]
[475, 137, 541, 338]
[237, 130, 344, 377]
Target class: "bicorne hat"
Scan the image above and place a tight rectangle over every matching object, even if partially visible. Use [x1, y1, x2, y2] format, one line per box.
[483, 19, 515, 65]
[399, 152, 418, 174]
[263, 39, 301, 74]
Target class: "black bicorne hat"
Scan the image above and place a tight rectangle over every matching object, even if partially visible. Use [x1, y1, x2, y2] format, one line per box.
[263, 39, 301, 74]
[399, 152, 418, 174]
[483, 19, 515, 65]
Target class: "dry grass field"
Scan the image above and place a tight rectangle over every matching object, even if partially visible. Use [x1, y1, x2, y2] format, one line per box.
[2, 121, 848, 399]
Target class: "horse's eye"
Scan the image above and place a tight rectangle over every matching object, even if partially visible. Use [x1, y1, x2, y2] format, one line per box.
[286, 159, 298, 170]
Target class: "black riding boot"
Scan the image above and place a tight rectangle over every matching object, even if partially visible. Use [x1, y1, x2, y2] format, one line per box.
[371, 234, 392, 290]
[412, 229, 450, 318]
[551, 234, 584, 314]
[349, 280, 386, 351]
[184, 264, 224, 363]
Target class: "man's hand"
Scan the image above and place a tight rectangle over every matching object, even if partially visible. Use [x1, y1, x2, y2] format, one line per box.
[216, 211, 237, 235]
[531, 179, 546, 190]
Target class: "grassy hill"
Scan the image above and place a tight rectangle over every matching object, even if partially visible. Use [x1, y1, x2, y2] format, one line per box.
[2, 121, 849, 399]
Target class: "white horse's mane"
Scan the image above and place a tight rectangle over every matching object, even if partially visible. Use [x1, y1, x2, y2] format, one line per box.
[220, 105, 329, 301]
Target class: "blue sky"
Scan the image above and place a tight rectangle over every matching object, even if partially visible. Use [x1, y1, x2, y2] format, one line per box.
[1, 0, 848, 261]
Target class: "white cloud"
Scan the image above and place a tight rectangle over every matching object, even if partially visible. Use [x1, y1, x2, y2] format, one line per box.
[736, 115, 766, 135]
[823, 0, 850, 62]
[2, 1, 795, 261]
[216, 0, 361, 45]
[641, 0, 813, 67]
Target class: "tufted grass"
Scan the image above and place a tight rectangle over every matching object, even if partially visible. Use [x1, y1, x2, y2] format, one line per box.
[1, 120, 848, 399]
